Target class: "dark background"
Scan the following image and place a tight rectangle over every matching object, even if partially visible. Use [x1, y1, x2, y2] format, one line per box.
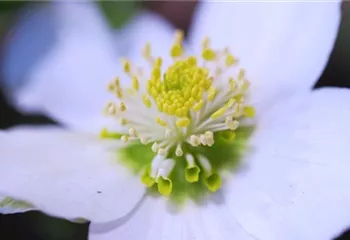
[0, 1, 349, 239]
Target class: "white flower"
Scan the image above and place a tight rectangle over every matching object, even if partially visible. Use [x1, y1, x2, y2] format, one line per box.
[1, 1, 348, 240]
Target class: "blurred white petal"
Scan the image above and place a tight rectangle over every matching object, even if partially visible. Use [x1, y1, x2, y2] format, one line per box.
[189, 2, 341, 115]
[115, 10, 176, 69]
[89, 197, 257, 240]
[0, 127, 145, 222]
[224, 87, 350, 240]
[89, 87, 350, 240]
[3, 5, 178, 132]
[3, 2, 121, 131]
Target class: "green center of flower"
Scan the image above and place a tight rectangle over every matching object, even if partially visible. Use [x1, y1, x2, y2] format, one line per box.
[101, 31, 254, 201]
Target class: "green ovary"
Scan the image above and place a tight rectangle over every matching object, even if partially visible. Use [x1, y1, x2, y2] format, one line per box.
[118, 127, 253, 203]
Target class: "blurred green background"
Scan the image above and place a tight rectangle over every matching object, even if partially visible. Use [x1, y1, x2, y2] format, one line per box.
[0, 1, 349, 240]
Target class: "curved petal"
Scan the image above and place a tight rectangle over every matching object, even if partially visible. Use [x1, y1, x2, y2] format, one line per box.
[90, 87, 350, 240]
[3, 5, 178, 132]
[89, 196, 257, 240]
[115, 10, 177, 69]
[189, 2, 341, 115]
[0, 127, 145, 222]
[2, 2, 121, 131]
[223, 87, 350, 240]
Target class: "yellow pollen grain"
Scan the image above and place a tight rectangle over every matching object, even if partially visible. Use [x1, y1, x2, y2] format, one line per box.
[202, 48, 216, 61]
[115, 86, 123, 99]
[114, 77, 120, 87]
[243, 106, 255, 118]
[156, 117, 167, 127]
[155, 57, 163, 68]
[207, 87, 216, 101]
[225, 54, 237, 67]
[120, 118, 127, 125]
[241, 80, 250, 92]
[122, 59, 131, 73]
[211, 106, 227, 119]
[193, 100, 204, 112]
[188, 56, 197, 66]
[202, 37, 210, 49]
[142, 94, 152, 108]
[176, 118, 191, 128]
[119, 102, 127, 112]
[132, 76, 139, 91]
[121, 135, 129, 143]
[229, 78, 236, 90]
[152, 67, 161, 79]
[238, 68, 245, 80]
[107, 82, 115, 92]
[226, 98, 236, 108]
[170, 43, 183, 57]
[143, 43, 152, 59]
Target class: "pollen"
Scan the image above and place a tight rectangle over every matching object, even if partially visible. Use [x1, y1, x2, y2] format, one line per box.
[102, 30, 254, 198]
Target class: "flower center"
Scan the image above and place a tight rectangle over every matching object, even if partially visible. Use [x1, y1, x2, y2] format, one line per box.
[101, 30, 254, 200]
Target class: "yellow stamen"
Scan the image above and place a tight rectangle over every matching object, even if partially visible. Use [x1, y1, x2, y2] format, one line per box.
[202, 48, 216, 61]
[142, 94, 152, 108]
[132, 76, 139, 91]
[122, 59, 131, 73]
[156, 117, 167, 127]
[243, 106, 255, 118]
[211, 106, 227, 119]
[176, 118, 191, 128]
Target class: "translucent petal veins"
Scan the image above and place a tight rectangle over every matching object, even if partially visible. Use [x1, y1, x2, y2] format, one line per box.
[103, 30, 254, 198]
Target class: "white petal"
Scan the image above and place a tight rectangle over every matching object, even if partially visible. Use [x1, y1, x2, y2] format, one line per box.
[115, 10, 176, 69]
[89, 196, 256, 240]
[3, 5, 178, 132]
[90, 88, 350, 240]
[223, 87, 350, 240]
[2, 2, 121, 131]
[0, 127, 145, 222]
[189, 2, 341, 114]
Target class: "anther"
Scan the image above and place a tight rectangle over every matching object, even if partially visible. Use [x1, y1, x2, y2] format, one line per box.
[120, 118, 127, 125]
[140, 137, 148, 145]
[119, 102, 127, 112]
[238, 68, 245, 80]
[128, 128, 137, 137]
[121, 135, 129, 143]
[158, 148, 167, 156]
[122, 59, 131, 73]
[151, 142, 160, 153]
[156, 117, 167, 127]
[165, 129, 173, 138]
[189, 135, 201, 147]
[175, 144, 183, 157]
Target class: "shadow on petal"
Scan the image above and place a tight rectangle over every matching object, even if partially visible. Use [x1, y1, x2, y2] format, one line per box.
[89, 193, 147, 234]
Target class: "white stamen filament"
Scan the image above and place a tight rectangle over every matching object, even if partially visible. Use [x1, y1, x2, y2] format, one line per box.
[175, 144, 184, 156]
[151, 142, 159, 153]
[151, 155, 165, 178]
[165, 129, 173, 138]
[197, 154, 212, 174]
[158, 148, 167, 156]
[156, 159, 176, 180]
[185, 154, 196, 168]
